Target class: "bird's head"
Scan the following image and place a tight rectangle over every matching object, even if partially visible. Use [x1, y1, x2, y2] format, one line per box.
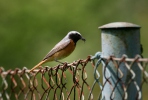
[67, 31, 86, 44]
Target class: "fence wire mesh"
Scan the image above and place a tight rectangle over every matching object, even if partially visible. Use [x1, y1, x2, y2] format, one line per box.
[0, 52, 148, 100]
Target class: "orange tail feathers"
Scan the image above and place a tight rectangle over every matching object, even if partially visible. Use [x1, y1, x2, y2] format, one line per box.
[29, 60, 46, 72]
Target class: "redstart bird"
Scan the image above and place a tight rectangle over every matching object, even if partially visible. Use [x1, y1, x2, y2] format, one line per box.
[29, 31, 85, 72]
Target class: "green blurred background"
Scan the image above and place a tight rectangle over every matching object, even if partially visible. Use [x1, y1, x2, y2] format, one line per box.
[0, 0, 148, 99]
[1, 0, 148, 68]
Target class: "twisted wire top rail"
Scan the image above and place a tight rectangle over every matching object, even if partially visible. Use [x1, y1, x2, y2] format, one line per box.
[0, 53, 148, 100]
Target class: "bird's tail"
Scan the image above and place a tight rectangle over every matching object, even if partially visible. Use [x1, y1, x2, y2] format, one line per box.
[29, 60, 46, 72]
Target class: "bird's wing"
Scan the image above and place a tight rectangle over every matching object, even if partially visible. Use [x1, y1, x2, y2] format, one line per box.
[43, 39, 71, 60]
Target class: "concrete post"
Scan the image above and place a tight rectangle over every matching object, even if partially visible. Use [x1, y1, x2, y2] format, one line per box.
[99, 22, 141, 100]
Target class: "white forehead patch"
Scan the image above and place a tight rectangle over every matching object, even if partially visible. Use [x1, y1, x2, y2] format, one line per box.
[67, 31, 81, 36]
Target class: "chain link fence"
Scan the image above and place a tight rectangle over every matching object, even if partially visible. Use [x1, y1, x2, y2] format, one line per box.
[0, 53, 148, 100]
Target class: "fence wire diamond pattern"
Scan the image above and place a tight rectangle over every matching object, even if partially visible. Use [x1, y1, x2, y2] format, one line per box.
[0, 53, 148, 100]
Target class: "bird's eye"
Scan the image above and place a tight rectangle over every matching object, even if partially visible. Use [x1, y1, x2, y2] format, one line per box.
[76, 33, 79, 36]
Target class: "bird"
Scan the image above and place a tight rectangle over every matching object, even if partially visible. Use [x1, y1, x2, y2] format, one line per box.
[29, 31, 86, 72]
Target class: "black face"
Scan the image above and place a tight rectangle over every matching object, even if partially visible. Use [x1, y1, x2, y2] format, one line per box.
[69, 33, 83, 44]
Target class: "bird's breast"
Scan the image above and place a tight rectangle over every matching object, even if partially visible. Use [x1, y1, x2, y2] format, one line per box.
[52, 40, 75, 60]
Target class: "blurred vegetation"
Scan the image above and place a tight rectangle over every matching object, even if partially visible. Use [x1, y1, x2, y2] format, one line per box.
[0, 0, 148, 99]
[0, 0, 148, 68]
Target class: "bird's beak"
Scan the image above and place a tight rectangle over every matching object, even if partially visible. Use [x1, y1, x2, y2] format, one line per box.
[81, 37, 86, 42]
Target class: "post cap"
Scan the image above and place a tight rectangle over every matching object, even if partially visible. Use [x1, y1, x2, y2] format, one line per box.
[99, 22, 140, 29]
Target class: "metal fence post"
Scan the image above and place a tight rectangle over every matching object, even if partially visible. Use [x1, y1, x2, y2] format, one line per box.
[99, 22, 141, 100]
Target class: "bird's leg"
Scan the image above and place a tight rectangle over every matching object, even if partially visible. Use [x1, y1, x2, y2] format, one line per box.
[54, 59, 64, 64]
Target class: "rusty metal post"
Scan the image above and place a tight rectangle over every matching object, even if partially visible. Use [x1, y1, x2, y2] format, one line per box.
[99, 22, 141, 100]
